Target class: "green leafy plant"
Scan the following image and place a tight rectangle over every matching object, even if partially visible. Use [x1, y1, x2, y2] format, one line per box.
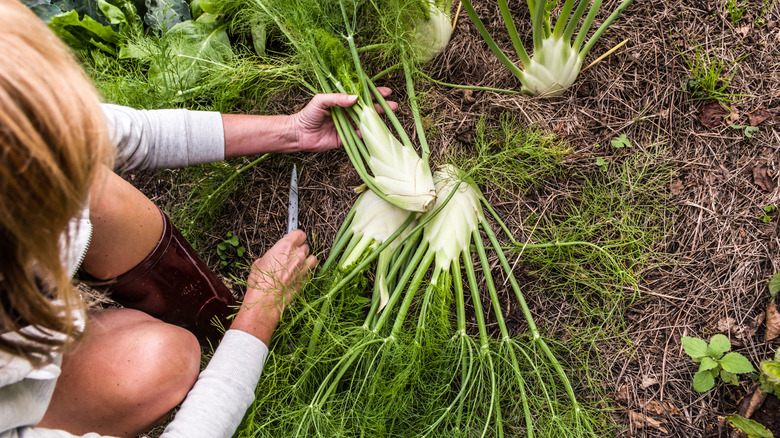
[730, 124, 759, 139]
[610, 133, 632, 148]
[760, 204, 776, 223]
[726, 415, 774, 438]
[682, 334, 756, 392]
[759, 348, 780, 397]
[216, 231, 246, 269]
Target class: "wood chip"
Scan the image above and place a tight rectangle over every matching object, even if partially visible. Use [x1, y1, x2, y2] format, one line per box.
[729, 105, 740, 123]
[767, 302, 780, 341]
[629, 410, 669, 434]
[671, 180, 685, 195]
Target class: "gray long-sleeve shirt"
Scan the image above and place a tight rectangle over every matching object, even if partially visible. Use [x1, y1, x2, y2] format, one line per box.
[1, 105, 268, 438]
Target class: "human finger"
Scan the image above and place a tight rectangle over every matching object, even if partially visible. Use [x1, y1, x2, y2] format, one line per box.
[310, 93, 359, 110]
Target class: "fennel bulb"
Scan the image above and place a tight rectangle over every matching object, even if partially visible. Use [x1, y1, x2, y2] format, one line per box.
[422, 165, 484, 270]
[413, 1, 452, 62]
[358, 105, 436, 213]
[460, 0, 635, 96]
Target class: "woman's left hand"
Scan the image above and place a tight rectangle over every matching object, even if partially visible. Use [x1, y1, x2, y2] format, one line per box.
[290, 87, 398, 152]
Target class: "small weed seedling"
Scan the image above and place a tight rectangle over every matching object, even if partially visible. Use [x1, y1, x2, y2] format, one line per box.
[723, 0, 747, 25]
[611, 134, 632, 148]
[682, 334, 756, 392]
[674, 38, 748, 103]
[756, 0, 779, 26]
[730, 124, 759, 139]
[217, 231, 246, 269]
[760, 205, 776, 223]
[595, 157, 608, 172]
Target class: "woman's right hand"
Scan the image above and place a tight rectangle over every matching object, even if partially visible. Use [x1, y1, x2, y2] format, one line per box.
[229, 229, 317, 344]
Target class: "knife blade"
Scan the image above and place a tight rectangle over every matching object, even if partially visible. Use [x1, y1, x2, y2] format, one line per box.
[286, 164, 298, 235]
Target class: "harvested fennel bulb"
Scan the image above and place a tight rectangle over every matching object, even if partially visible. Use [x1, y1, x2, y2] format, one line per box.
[357, 105, 436, 213]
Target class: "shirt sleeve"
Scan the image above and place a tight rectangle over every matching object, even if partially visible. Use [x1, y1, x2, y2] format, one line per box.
[101, 104, 226, 172]
[159, 330, 269, 438]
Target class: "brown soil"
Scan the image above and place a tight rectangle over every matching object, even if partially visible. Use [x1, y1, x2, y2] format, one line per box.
[129, 0, 780, 436]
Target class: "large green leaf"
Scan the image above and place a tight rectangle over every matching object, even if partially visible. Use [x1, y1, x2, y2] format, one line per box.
[693, 369, 715, 392]
[726, 415, 774, 438]
[698, 356, 719, 372]
[147, 19, 233, 94]
[769, 272, 780, 300]
[682, 336, 708, 360]
[720, 352, 756, 374]
[707, 334, 731, 359]
[48, 9, 119, 54]
[143, 0, 191, 31]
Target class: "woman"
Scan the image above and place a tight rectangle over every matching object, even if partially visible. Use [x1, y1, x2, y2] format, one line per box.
[0, 0, 394, 436]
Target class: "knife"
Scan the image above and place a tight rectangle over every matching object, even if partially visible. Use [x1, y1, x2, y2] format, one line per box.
[286, 164, 298, 235]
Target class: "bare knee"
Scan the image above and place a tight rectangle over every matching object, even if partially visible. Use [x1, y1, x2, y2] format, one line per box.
[40, 309, 202, 437]
[122, 320, 202, 412]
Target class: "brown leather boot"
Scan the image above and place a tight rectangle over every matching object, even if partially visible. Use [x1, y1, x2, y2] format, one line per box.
[86, 208, 238, 345]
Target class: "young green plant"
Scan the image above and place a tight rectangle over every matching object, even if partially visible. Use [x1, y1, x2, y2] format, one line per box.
[682, 334, 756, 392]
[459, 0, 635, 96]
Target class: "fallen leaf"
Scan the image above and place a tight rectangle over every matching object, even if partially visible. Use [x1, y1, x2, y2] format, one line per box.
[671, 180, 685, 195]
[641, 376, 659, 389]
[753, 162, 776, 192]
[736, 25, 751, 36]
[629, 410, 669, 434]
[717, 314, 763, 344]
[719, 317, 738, 333]
[767, 302, 780, 341]
[643, 400, 682, 417]
[701, 100, 730, 128]
[748, 109, 774, 126]
[737, 385, 768, 419]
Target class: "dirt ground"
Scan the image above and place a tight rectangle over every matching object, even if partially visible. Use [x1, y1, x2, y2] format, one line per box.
[130, 0, 780, 436]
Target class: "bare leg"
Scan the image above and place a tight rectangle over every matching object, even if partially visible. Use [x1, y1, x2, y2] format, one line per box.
[82, 166, 163, 280]
[38, 308, 201, 438]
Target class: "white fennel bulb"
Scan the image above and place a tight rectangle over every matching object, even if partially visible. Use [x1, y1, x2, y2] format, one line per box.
[358, 105, 436, 213]
[413, 1, 452, 62]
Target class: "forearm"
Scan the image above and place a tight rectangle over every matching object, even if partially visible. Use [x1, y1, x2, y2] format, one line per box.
[222, 114, 297, 158]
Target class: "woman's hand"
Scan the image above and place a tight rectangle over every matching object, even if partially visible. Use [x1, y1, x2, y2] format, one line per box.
[223, 89, 398, 157]
[229, 230, 317, 345]
[289, 87, 397, 152]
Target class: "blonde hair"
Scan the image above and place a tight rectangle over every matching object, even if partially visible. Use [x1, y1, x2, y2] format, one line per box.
[0, 0, 112, 364]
